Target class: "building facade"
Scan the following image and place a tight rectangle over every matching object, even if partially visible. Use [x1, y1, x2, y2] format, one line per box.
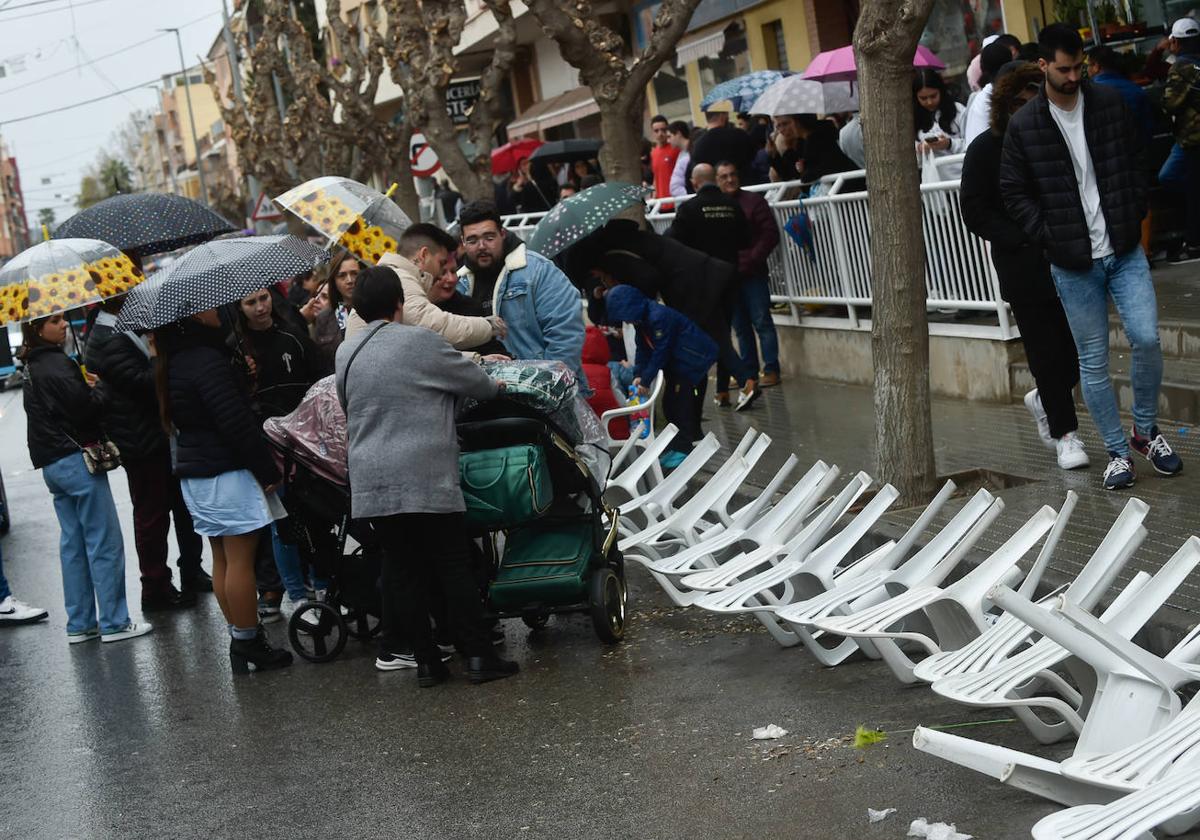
[0, 137, 30, 263]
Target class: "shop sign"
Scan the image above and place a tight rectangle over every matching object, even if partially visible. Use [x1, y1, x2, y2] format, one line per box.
[446, 77, 482, 125]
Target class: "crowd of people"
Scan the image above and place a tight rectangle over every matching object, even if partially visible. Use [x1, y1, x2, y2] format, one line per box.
[4, 18, 1199, 689]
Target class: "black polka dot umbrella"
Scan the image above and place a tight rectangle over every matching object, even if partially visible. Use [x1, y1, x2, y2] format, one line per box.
[53, 193, 238, 259]
[124, 234, 330, 331]
[275, 176, 413, 266]
[113, 269, 167, 332]
[526, 181, 646, 259]
[0, 237, 144, 326]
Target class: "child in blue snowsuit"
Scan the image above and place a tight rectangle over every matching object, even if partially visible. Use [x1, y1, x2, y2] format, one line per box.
[604, 284, 718, 467]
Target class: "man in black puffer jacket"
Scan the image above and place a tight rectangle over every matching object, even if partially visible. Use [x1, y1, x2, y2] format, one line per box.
[86, 299, 206, 610]
[1000, 22, 1182, 491]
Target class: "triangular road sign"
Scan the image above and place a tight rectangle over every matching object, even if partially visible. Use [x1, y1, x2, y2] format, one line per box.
[252, 192, 285, 221]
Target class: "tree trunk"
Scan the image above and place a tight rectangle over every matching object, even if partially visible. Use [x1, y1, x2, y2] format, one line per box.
[854, 0, 937, 507]
[389, 119, 421, 222]
[419, 101, 492, 203]
[597, 102, 646, 185]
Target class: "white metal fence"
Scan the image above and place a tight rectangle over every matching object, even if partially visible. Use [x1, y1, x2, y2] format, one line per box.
[501, 154, 1016, 341]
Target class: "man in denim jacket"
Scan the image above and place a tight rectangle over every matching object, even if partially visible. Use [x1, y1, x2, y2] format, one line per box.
[456, 201, 587, 390]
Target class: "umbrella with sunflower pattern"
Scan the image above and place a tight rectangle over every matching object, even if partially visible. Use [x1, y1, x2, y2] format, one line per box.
[274, 176, 413, 266]
[0, 238, 143, 326]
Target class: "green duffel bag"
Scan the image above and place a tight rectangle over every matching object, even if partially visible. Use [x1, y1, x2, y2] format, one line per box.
[460, 444, 553, 530]
[489, 520, 595, 610]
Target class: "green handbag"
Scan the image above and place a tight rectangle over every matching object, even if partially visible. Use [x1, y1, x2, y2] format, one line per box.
[460, 444, 553, 530]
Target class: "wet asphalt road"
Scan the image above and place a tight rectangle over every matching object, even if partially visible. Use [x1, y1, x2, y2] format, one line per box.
[0, 385, 1071, 840]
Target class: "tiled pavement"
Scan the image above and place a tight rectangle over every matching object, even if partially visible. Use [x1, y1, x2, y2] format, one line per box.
[698, 375, 1200, 628]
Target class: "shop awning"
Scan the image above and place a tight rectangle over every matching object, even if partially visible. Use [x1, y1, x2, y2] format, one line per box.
[507, 86, 599, 137]
[675, 25, 725, 66]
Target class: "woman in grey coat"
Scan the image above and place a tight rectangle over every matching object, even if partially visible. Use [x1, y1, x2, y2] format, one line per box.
[335, 265, 519, 686]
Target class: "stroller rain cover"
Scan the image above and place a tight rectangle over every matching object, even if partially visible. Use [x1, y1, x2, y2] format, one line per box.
[263, 375, 349, 486]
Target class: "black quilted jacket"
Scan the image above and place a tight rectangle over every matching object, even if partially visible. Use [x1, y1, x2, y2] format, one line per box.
[84, 322, 168, 459]
[160, 321, 279, 486]
[999, 80, 1147, 271]
[23, 346, 104, 469]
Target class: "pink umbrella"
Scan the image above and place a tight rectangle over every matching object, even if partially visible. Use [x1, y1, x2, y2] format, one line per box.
[802, 44, 945, 83]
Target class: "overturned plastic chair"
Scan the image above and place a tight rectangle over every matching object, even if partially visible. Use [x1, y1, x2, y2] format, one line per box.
[912, 536, 1200, 807]
[605, 422, 677, 508]
[611, 431, 724, 535]
[773, 484, 1001, 667]
[618, 431, 775, 558]
[1032, 770, 1200, 840]
[805, 498, 1066, 683]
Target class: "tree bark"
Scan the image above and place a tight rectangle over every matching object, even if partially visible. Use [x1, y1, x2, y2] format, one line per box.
[854, 0, 938, 507]
[525, 0, 701, 187]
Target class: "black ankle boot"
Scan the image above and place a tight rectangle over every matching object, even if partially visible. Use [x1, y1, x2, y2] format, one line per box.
[466, 653, 519, 684]
[230, 627, 294, 674]
[417, 658, 451, 688]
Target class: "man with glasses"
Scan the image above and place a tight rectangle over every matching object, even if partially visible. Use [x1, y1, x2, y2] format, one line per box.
[649, 114, 679, 200]
[456, 201, 587, 388]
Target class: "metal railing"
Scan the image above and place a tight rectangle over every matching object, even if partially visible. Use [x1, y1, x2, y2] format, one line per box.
[501, 154, 1016, 341]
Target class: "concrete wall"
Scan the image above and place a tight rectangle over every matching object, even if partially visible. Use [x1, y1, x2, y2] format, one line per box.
[773, 323, 1023, 403]
[533, 36, 580, 99]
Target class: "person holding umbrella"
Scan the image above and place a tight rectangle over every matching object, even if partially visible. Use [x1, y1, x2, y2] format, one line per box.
[133, 234, 329, 673]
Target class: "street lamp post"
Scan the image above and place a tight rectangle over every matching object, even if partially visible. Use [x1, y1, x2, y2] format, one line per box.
[161, 27, 210, 207]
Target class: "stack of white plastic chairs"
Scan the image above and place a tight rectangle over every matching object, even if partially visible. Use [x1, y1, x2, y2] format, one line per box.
[603, 423, 1200, 839]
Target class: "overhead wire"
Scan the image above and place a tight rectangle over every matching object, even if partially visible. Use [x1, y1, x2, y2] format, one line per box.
[0, 0, 106, 21]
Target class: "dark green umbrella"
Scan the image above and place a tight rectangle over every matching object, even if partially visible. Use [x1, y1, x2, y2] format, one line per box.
[526, 182, 645, 259]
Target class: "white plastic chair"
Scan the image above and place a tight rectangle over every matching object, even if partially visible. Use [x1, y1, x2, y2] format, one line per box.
[618, 431, 774, 557]
[604, 423, 678, 508]
[805, 499, 1064, 683]
[774, 485, 1002, 667]
[603, 370, 666, 475]
[912, 496, 1145, 690]
[612, 431, 725, 535]
[1032, 771, 1200, 840]
[912, 536, 1200, 808]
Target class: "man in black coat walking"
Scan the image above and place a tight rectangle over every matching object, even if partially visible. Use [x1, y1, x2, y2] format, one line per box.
[1000, 22, 1182, 490]
[86, 298, 207, 609]
[666, 163, 758, 410]
[961, 60, 1085, 472]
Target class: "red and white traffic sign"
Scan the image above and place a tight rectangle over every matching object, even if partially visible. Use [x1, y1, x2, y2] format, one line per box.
[252, 192, 284, 222]
[410, 132, 442, 178]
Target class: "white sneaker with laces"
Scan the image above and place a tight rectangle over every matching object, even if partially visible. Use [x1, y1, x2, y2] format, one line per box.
[1055, 432, 1090, 470]
[100, 621, 154, 643]
[734, 381, 760, 412]
[1023, 389, 1054, 449]
[0, 595, 48, 624]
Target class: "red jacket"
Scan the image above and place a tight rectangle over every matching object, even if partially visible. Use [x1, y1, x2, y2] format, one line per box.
[651, 144, 680, 200]
[581, 326, 628, 440]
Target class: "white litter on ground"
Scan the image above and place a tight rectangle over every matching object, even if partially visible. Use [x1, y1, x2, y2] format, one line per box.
[867, 807, 897, 823]
[907, 818, 973, 840]
[751, 724, 789, 740]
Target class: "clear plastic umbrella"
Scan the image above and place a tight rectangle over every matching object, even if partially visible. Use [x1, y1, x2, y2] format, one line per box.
[0, 237, 144, 326]
[750, 77, 860, 117]
[275, 176, 413, 266]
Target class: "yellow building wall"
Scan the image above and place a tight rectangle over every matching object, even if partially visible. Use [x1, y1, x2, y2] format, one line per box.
[171, 83, 222, 167]
[1001, 0, 1056, 41]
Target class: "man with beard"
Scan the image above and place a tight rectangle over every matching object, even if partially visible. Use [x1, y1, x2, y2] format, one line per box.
[456, 201, 586, 388]
[1001, 22, 1182, 491]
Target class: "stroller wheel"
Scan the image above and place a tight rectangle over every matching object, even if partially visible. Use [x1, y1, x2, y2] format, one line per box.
[522, 613, 550, 631]
[344, 606, 382, 641]
[288, 601, 348, 663]
[589, 567, 625, 644]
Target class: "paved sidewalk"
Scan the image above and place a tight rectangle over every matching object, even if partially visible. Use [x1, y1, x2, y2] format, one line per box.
[701, 375, 1200, 624]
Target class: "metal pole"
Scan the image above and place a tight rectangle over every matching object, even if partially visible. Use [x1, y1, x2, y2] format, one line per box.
[222, 0, 266, 231]
[163, 27, 211, 206]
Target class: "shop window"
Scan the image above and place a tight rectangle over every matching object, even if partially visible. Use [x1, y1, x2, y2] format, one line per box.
[651, 63, 692, 123]
[921, 0, 1003, 80]
[697, 21, 751, 98]
[762, 20, 789, 71]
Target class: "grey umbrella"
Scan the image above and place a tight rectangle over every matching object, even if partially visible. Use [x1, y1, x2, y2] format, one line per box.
[124, 234, 329, 330]
[53, 193, 238, 259]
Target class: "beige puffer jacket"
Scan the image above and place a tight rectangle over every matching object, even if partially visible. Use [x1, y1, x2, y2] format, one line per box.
[344, 253, 495, 348]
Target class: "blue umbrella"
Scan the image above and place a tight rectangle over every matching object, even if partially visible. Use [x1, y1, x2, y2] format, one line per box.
[699, 70, 794, 112]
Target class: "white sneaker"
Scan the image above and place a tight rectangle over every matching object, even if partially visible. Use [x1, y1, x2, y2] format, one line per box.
[734, 381, 760, 412]
[1023, 389, 1054, 449]
[100, 621, 154, 643]
[1055, 432, 1090, 470]
[0, 595, 48, 625]
[67, 627, 100, 644]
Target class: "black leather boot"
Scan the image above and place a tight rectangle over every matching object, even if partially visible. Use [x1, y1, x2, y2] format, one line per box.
[181, 569, 214, 593]
[230, 627, 294, 674]
[417, 658, 451, 688]
[466, 653, 519, 684]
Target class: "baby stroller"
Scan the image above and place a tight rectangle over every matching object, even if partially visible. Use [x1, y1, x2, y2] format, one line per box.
[264, 377, 383, 663]
[459, 361, 626, 643]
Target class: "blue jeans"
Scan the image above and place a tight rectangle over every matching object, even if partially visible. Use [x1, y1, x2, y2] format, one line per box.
[731, 274, 780, 376]
[271, 486, 328, 601]
[42, 452, 131, 634]
[0, 541, 11, 602]
[1159, 142, 1186, 190]
[1050, 248, 1162, 458]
